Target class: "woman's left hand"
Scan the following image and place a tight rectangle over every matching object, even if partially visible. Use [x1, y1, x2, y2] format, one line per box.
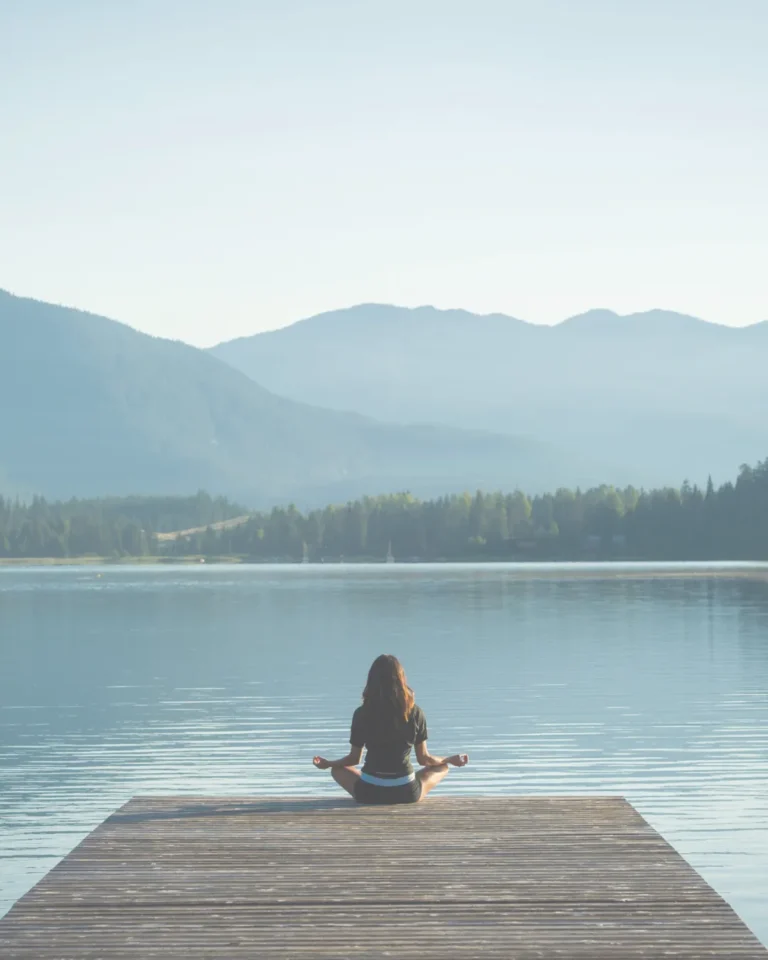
[447, 754, 469, 767]
[313, 756, 331, 769]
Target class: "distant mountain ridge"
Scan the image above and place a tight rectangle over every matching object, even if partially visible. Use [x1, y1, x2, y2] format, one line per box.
[210, 304, 768, 488]
[216, 304, 766, 342]
[557, 307, 766, 334]
[0, 291, 575, 504]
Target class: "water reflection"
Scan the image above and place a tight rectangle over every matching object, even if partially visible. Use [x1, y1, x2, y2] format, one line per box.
[1, 564, 767, 944]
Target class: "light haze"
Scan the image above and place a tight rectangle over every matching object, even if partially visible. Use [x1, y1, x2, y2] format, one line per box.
[2, 0, 766, 346]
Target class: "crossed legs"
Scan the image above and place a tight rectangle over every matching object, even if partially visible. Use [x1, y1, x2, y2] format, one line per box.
[332, 766, 361, 797]
[331, 764, 449, 801]
[415, 763, 449, 798]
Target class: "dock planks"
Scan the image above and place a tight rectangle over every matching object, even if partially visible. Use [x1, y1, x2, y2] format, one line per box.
[0, 796, 765, 958]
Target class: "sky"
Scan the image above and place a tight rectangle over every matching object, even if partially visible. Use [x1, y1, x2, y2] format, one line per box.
[2, 0, 766, 346]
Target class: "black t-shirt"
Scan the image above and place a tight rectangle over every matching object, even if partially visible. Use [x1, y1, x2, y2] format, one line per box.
[350, 703, 428, 776]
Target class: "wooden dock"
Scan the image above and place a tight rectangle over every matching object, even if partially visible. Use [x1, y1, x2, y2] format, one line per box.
[1, 796, 765, 958]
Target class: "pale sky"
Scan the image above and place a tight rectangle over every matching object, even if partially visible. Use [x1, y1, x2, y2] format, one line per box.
[2, 0, 766, 346]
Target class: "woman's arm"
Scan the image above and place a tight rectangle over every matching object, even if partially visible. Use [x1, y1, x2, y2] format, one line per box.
[313, 745, 363, 770]
[415, 741, 469, 767]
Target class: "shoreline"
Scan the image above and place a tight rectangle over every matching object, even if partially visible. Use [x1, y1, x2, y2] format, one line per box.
[0, 556, 241, 567]
[1, 556, 768, 581]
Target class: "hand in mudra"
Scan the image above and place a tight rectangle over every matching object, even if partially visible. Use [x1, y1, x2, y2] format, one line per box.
[447, 754, 469, 767]
[313, 756, 331, 769]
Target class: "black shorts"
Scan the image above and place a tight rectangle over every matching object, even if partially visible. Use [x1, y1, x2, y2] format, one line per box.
[354, 777, 422, 805]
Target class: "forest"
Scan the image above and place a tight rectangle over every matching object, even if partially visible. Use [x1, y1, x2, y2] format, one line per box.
[1, 458, 767, 562]
[0, 492, 245, 559]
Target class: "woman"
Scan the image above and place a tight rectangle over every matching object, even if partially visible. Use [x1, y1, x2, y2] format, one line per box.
[312, 654, 469, 804]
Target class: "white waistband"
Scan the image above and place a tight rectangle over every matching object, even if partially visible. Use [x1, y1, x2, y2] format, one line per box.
[360, 771, 416, 787]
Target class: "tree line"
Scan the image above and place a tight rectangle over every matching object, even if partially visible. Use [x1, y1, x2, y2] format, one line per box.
[0, 492, 245, 559]
[2, 457, 767, 561]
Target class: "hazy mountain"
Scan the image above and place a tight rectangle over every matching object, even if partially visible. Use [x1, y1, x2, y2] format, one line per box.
[0, 291, 576, 504]
[211, 304, 768, 487]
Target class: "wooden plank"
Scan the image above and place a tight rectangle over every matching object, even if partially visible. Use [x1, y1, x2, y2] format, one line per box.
[0, 796, 765, 958]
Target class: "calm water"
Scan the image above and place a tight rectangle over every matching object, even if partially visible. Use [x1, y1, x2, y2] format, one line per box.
[1, 563, 768, 942]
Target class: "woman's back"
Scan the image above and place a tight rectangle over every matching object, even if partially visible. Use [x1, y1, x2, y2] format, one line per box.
[351, 703, 428, 777]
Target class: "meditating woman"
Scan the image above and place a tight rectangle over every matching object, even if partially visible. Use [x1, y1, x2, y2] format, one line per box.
[312, 654, 469, 804]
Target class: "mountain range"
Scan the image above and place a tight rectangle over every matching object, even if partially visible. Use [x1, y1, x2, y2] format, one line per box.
[4, 291, 765, 504]
[0, 291, 571, 504]
[211, 304, 768, 489]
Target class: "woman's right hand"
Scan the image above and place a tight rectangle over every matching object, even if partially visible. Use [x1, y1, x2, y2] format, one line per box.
[447, 754, 469, 767]
[313, 756, 331, 769]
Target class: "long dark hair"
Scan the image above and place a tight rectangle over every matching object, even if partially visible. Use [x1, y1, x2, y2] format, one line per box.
[362, 654, 415, 727]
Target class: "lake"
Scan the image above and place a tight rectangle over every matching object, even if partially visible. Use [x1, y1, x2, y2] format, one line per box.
[1, 563, 767, 944]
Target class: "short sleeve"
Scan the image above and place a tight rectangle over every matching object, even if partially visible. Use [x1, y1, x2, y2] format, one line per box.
[413, 705, 428, 744]
[350, 707, 367, 747]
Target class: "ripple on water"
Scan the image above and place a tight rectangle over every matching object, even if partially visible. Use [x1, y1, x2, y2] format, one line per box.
[1, 565, 767, 945]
